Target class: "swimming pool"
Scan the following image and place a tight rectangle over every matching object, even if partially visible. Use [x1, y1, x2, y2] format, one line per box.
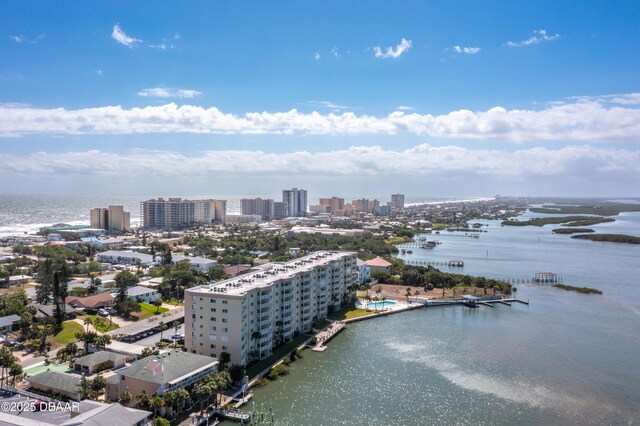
[367, 301, 396, 309]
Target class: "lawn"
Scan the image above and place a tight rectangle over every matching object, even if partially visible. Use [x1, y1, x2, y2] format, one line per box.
[246, 334, 310, 380]
[83, 315, 119, 332]
[140, 302, 169, 315]
[54, 321, 83, 344]
[327, 303, 375, 321]
[132, 302, 169, 320]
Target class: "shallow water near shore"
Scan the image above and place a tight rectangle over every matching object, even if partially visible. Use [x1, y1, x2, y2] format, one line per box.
[239, 213, 640, 425]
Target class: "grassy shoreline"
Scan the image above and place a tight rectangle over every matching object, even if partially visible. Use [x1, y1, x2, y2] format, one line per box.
[553, 284, 603, 295]
[571, 234, 640, 244]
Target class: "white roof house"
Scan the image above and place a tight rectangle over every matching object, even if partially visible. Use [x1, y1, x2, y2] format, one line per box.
[96, 250, 154, 265]
[172, 254, 217, 272]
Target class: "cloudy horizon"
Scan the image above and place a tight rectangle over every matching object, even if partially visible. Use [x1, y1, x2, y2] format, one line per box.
[2, 2, 639, 197]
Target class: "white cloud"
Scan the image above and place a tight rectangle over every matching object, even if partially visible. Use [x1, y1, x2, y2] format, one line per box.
[373, 38, 412, 59]
[1, 145, 638, 181]
[95, 69, 103, 76]
[149, 43, 167, 50]
[306, 101, 350, 111]
[453, 45, 481, 54]
[1, 94, 640, 142]
[506, 29, 559, 47]
[331, 47, 340, 58]
[174, 33, 180, 40]
[137, 87, 202, 99]
[397, 106, 413, 111]
[314, 52, 321, 60]
[111, 24, 142, 48]
[9, 34, 44, 44]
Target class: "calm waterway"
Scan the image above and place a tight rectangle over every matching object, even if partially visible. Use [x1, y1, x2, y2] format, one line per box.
[242, 210, 640, 425]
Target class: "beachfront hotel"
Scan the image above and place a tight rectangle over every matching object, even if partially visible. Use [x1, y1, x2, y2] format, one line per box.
[185, 251, 358, 365]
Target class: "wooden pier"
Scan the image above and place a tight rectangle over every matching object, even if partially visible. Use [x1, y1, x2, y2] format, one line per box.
[215, 408, 252, 422]
[312, 321, 346, 351]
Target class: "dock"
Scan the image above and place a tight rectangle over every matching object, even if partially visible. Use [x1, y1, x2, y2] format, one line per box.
[312, 321, 346, 351]
[214, 408, 252, 422]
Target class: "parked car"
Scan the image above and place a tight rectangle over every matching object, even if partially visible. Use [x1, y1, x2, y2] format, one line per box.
[97, 308, 109, 317]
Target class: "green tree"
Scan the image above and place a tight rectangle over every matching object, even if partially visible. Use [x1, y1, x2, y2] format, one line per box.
[119, 390, 132, 406]
[218, 351, 231, 370]
[89, 374, 106, 399]
[115, 270, 139, 303]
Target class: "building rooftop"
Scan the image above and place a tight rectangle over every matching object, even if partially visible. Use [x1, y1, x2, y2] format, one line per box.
[65, 293, 114, 309]
[27, 371, 81, 395]
[0, 314, 20, 328]
[60, 402, 150, 426]
[97, 251, 154, 263]
[365, 256, 392, 267]
[118, 351, 218, 385]
[172, 254, 217, 266]
[187, 251, 356, 297]
[74, 351, 128, 368]
[126, 285, 158, 297]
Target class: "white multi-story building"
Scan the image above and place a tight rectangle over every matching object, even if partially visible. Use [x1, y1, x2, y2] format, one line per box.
[282, 188, 307, 217]
[141, 198, 195, 230]
[90, 205, 131, 234]
[185, 251, 358, 366]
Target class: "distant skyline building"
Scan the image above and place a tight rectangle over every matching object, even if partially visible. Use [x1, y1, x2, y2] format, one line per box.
[391, 193, 405, 209]
[90, 205, 130, 234]
[213, 199, 227, 224]
[351, 198, 379, 214]
[282, 188, 307, 217]
[319, 196, 345, 214]
[193, 199, 227, 224]
[141, 198, 195, 230]
[241, 198, 274, 220]
[273, 201, 288, 220]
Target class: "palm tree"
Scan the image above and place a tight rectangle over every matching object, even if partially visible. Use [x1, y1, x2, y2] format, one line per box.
[135, 393, 151, 410]
[414, 290, 420, 303]
[119, 390, 132, 406]
[94, 334, 112, 351]
[192, 383, 211, 416]
[159, 321, 165, 341]
[83, 317, 92, 332]
[150, 395, 164, 418]
[405, 287, 411, 302]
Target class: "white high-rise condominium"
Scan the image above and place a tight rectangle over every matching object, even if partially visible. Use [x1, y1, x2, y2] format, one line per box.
[90, 205, 131, 233]
[282, 188, 308, 217]
[141, 198, 195, 230]
[193, 199, 227, 224]
[185, 251, 358, 365]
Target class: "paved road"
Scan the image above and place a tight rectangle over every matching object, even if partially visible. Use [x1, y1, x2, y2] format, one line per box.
[134, 324, 185, 347]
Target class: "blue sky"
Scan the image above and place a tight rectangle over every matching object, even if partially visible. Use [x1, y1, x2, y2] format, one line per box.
[1, 1, 639, 197]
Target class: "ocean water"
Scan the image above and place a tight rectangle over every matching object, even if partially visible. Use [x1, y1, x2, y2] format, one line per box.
[242, 211, 640, 425]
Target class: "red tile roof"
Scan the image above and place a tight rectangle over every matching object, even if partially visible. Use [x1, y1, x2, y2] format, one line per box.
[365, 256, 392, 267]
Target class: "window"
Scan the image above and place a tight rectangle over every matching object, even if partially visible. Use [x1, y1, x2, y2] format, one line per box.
[222, 300, 228, 304]
[210, 299, 216, 303]
[210, 308, 216, 312]
[210, 335, 217, 341]
[222, 318, 228, 323]
[210, 344, 216, 349]
[223, 327, 228, 332]
[222, 309, 228, 313]
[221, 335, 229, 342]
